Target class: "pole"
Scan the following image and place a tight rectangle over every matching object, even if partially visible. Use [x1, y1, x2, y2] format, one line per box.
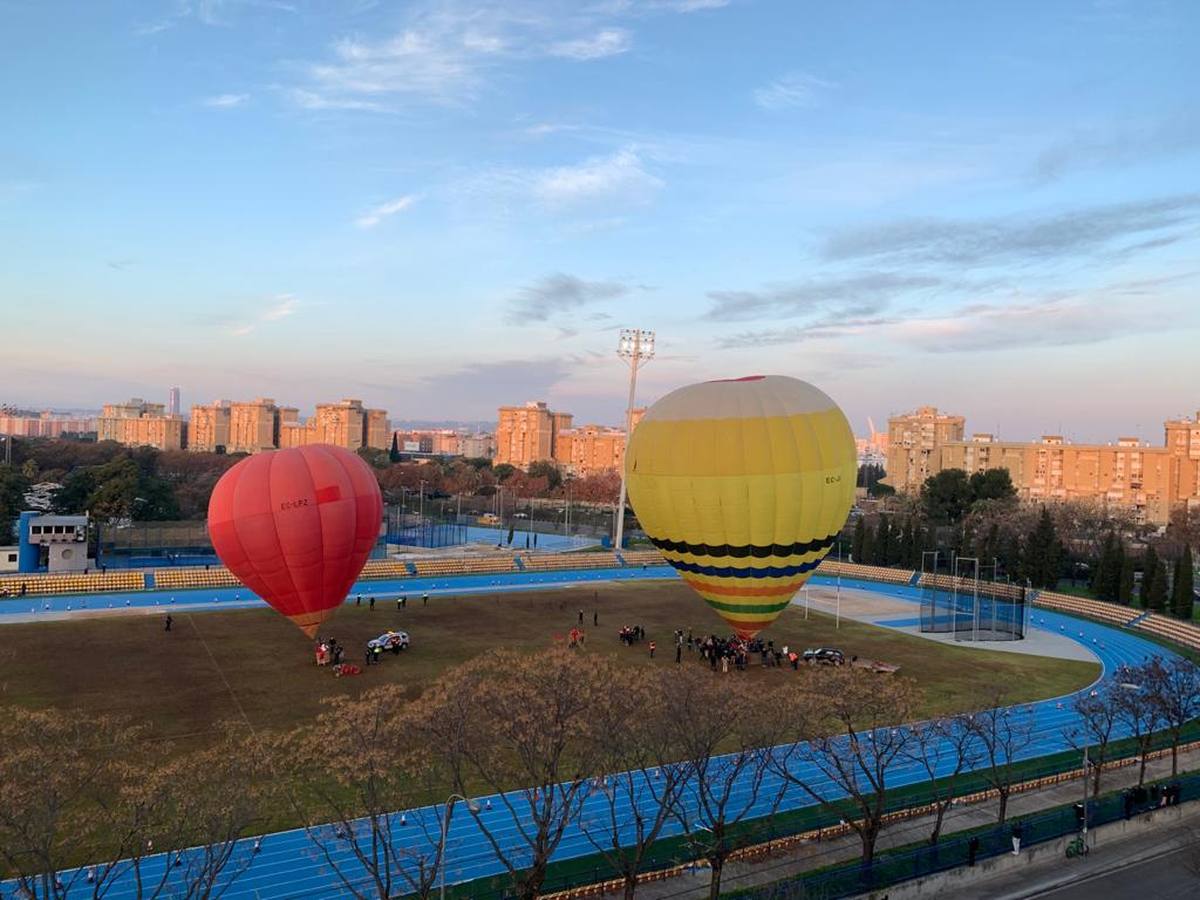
[439, 795, 458, 900]
[613, 329, 654, 550]
[613, 333, 641, 551]
[836, 541, 842, 629]
[1082, 747, 1089, 838]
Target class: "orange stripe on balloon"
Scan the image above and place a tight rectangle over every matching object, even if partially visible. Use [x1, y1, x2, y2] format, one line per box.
[682, 577, 803, 598]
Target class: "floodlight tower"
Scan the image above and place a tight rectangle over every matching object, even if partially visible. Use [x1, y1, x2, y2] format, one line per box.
[613, 328, 655, 550]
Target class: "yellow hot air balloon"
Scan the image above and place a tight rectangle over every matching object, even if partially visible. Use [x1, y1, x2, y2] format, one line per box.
[625, 375, 856, 638]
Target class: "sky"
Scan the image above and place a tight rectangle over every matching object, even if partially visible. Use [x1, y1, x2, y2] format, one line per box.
[2, 0, 1198, 442]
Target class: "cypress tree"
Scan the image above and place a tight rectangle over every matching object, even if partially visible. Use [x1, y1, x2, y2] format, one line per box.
[1173, 552, 1195, 620]
[1117, 552, 1134, 605]
[1002, 531, 1023, 584]
[861, 522, 874, 568]
[874, 514, 892, 566]
[1104, 542, 1126, 603]
[388, 433, 402, 463]
[1141, 546, 1159, 607]
[1091, 538, 1109, 598]
[1145, 556, 1169, 613]
[851, 516, 866, 564]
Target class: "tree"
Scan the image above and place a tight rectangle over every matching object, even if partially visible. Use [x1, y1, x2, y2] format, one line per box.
[357, 447, 390, 469]
[1000, 530, 1024, 584]
[1023, 507, 1062, 589]
[1141, 546, 1160, 608]
[968, 468, 1017, 504]
[851, 516, 867, 564]
[966, 692, 1037, 823]
[411, 647, 611, 900]
[665, 669, 789, 900]
[921, 469, 972, 524]
[290, 687, 448, 899]
[1093, 535, 1125, 603]
[1117, 552, 1135, 605]
[1111, 667, 1164, 787]
[578, 668, 691, 899]
[1172, 551, 1195, 620]
[1069, 686, 1120, 798]
[0, 465, 30, 543]
[782, 669, 920, 865]
[904, 714, 979, 845]
[526, 460, 562, 492]
[873, 514, 893, 566]
[1091, 532, 1114, 598]
[0, 708, 136, 899]
[492, 463, 517, 482]
[1145, 554, 1170, 612]
[389, 433, 402, 463]
[150, 731, 274, 898]
[1145, 657, 1200, 775]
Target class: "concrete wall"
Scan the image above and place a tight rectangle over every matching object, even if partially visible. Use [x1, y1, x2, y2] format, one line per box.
[875, 801, 1200, 899]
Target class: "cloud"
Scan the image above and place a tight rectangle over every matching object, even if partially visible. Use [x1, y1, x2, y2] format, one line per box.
[260, 296, 298, 321]
[891, 296, 1136, 353]
[287, 0, 734, 111]
[506, 274, 629, 324]
[286, 89, 389, 112]
[823, 194, 1200, 266]
[229, 294, 299, 336]
[705, 272, 945, 321]
[355, 194, 417, 228]
[407, 357, 574, 418]
[548, 28, 631, 60]
[203, 93, 249, 108]
[718, 316, 895, 349]
[1031, 113, 1200, 183]
[753, 72, 833, 111]
[533, 148, 663, 211]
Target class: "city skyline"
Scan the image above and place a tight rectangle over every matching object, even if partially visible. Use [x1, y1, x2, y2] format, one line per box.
[3, 1, 1198, 439]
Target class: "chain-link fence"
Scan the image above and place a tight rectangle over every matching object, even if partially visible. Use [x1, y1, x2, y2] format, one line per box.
[920, 581, 1027, 641]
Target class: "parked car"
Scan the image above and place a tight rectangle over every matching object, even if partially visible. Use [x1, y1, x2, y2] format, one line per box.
[367, 630, 410, 652]
[802, 647, 845, 666]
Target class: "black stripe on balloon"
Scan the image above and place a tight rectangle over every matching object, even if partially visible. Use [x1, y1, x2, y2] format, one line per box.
[649, 533, 836, 559]
[669, 558, 823, 579]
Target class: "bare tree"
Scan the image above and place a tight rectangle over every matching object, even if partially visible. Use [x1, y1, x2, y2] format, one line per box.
[664, 669, 791, 900]
[0, 708, 134, 899]
[1111, 665, 1166, 788]
[156, 730, 276, 899]
[1069, 687, 1120, 798]
[904, 714, 980, 844]
[577, 667, 691, 899]
[1144, 657, 1200, 776]
[782, 669, 919, 866]
[411, 647, 615, 900]
[965, 692, 1037, 823]
[288, 686, 448, 899]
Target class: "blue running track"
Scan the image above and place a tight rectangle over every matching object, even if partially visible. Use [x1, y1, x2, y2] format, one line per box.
[1, 571, 1182, 898]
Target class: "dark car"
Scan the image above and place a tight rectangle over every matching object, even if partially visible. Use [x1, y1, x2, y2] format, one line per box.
[803, 647, 845, 666]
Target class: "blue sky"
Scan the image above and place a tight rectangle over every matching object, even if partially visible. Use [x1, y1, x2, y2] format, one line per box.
[2, 0, 1198, 441]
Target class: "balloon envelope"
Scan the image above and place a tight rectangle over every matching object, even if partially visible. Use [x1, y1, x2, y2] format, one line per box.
[207, 444, 383, 638]
[625, 375, 856, 638]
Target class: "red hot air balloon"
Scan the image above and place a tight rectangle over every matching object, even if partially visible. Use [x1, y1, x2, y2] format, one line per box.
[207, 444, 383, 638]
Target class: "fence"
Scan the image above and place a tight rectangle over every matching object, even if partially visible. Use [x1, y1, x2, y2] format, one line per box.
[919, 580, 1027, 642]
[738, 769, 1200, 899]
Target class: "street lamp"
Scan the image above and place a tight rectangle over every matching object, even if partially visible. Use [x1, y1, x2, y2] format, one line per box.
[439, 794, 481, 900]
[614, 329, 655, 551]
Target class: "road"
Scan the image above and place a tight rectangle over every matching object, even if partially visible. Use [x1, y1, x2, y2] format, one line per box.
[1029, 844, 1199, 899]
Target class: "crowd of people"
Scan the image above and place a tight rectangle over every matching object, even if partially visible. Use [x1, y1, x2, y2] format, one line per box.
[609, 621, 831, 673]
